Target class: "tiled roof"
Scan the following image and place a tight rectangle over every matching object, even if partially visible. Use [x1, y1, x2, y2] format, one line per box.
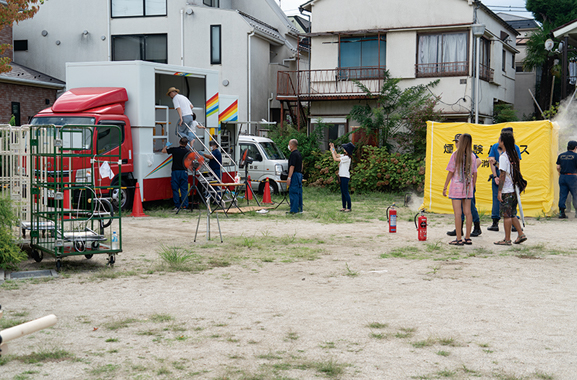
[0, 62, 65, 88]
[238, 10, 297, 53]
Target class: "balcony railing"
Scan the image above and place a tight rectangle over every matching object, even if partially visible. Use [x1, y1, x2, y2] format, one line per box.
[277, 66, 386, 100]
[415, 61, 469, 77]
[480, 63, 494, 82]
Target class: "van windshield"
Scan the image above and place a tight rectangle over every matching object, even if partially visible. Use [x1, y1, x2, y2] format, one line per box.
[260, 141, 286, 160]
[30, 116, 96, 126]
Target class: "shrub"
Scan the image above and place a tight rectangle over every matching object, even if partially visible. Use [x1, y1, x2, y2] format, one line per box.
[0, 196, 26, 269]
[307, 145, 425, 193]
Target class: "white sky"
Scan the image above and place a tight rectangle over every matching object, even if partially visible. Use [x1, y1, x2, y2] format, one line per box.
[278, 0, 534, 19]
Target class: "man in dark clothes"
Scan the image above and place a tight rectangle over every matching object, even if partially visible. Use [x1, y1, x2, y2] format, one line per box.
[287, 139, 303, 214]
[162, 137, 192, 211]
[557, 140, 577, 219]
[203, 140, 222, 181]
[203, 140, 223, 202]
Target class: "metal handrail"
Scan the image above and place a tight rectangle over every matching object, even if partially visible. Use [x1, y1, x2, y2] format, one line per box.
[277, 66, 386, 98]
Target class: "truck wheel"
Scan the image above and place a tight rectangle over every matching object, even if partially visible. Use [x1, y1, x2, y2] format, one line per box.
[111, 179, 133, 211]
[258, 181, 279, 195]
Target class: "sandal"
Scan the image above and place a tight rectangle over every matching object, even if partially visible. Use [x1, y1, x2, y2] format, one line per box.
[339, 208, 346, 212]
[494, 239, 512, 246]
[344, 209, 352, 213]
[463, 238, 472, 245]
[514, 234, 527, 244]
[449, 239, 464, 246]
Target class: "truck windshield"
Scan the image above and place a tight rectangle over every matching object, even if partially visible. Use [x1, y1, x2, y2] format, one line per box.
[260, 141, 286, 160]
[30, 116, 96, 126]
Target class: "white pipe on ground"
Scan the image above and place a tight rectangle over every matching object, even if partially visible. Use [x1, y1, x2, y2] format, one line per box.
[0, 315, 57, 344]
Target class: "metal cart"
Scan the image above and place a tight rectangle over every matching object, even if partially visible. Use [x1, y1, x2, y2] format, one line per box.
[28, 125, 123, 271]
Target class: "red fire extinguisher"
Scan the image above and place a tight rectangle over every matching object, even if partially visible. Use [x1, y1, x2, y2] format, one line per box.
[414, 209, 427, 241]
[386, 203, 397, 233]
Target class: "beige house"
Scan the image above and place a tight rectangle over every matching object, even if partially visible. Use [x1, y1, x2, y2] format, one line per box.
[278, 0, 519, 142]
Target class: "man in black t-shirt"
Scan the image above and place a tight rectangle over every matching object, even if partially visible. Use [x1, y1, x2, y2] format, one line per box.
[557, 140, 577, 218]
[287, 139, 303, 214]
[162, 137, 192, 211]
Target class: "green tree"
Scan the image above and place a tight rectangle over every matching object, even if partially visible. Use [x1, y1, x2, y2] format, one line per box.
[524, 0, 577, 113]
[1, 0, 44, 73]
[493, 103, 519, 123]
[348, 70, 439, 152]
[0, 196, 26, 270]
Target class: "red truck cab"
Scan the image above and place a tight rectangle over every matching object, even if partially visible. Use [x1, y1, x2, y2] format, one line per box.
[31, 87, 135, 209]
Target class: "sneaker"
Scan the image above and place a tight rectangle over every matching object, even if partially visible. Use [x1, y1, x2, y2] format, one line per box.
[172, 207, 179, 212]
[559, 211, 568, 219]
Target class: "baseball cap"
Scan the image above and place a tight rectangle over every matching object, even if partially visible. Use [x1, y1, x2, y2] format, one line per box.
[453, 134, 461, 142]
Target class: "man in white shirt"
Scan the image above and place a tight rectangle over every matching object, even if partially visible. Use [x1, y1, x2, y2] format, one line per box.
[167, 87, 195, 142]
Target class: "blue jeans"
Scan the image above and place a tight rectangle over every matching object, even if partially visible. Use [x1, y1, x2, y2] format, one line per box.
[171, 170, 189, 208]
[491, 177, 500, 220]
[176, 114, 195, 143]
[288, 172, 303, 213]
[340, 177, 351, 209]
[461, 188, 479, 223]
[559, 174, 577, 210]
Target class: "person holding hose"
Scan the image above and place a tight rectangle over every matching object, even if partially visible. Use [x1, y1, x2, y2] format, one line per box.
[329, 142, 355, 212]
[287, 139, 303, 214]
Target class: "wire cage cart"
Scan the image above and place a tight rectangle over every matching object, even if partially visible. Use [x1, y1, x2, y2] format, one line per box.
[27, 125, 122, 271]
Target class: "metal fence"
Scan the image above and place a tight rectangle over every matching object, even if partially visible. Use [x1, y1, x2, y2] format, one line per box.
[0, 125, 31, 239]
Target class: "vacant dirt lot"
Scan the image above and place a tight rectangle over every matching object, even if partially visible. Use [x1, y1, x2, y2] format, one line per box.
[1, 204, 576, 380]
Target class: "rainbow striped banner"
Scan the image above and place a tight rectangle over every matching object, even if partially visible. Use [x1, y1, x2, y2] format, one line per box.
[206, 93, 219, 117]
[174, 72, 195, 77]
[145, 156, 172, 178]
[218, 100, 238, 124]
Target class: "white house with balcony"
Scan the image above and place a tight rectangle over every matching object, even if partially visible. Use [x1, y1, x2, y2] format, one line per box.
[278, 0, 519, 142]
[12, 0, 302, 127]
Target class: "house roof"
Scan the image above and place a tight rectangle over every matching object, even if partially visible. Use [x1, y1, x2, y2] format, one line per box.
[497, 12, 539, 31]
[553, 18, 577, 40]
[0, 62, 66, 89]
[238, 10, 298, 53]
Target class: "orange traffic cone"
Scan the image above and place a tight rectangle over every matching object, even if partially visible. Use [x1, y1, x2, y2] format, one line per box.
[130, 182, 149, 217]
[246, 175, 253, 201]
[262, 177, 273, 205]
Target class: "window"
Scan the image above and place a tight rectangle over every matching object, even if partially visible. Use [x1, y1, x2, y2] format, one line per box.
[13, 40, 28, 51]
[239, 144, 262, 162]
[96, 125, 123, 154]
[417, 32, 468, 77]
[502, 49, 506, 72]
[111, 0, 166, 17]
[512, 53, 515, 69]
[260, 142, 285, 160]
[211, 25, 221, 65]
[112, 34, 167, 63]
[479, 37, 493, 82]
[203, 0, 219, 7]
[339, 35, 386, 79]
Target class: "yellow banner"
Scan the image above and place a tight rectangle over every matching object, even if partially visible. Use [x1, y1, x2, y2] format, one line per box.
[423, 121, 559, 217]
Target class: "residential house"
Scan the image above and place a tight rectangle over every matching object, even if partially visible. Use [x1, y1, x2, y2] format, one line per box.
[278, 0, 519, 145]
[12, 0, 301, 129]
[0, 0, 65, 125]
[499, 13, 540, 119]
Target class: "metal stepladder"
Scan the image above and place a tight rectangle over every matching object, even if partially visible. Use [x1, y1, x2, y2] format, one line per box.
[175, 122, 240, 216]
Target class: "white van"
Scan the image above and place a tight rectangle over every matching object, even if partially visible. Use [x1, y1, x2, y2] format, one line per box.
[237, 135, 288, 194]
